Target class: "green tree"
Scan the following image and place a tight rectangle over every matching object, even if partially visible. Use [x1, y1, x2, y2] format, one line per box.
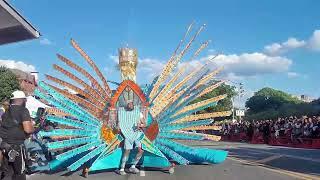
[0, 66, 20, 102]
[193, 83, 237, 113]
[244, 87, 320, 120]
[246, 87, 301, 113]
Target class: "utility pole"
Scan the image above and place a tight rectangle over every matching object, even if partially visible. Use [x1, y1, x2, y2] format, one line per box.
[232, 97, 235, 121]
[231, 82, 244, 122]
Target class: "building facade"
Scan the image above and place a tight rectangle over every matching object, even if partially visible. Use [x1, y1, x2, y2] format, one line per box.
[292, 94, 315, 103]
[10, 69, 37, 95]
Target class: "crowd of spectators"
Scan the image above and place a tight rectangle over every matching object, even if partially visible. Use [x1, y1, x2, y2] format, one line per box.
[221, 116, 320, 144]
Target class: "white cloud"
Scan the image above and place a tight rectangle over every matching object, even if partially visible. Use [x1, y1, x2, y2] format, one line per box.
[233, 88, 255, 109]
[200, 53, 292, 79]
[40, 38, 52, 45]
[287, 72, 300, 78]
[109, 55, 118, 64]
[264, 43, 282, 55]
[115, 52, 292, 82]
[264, 29, 320, 55]
[284, 38, 306, 48]
[308, 30, 320, 51]
[138, 58, 165, 78]
[0, 60, 36, 72]
[264, 38, 306, 55]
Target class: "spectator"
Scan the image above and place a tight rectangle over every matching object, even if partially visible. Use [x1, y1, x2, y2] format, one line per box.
[0, 91, 35, 180]
[262, 122, 270, 144]
[247, 123, 254, 142]
[220, 115, 320, 144]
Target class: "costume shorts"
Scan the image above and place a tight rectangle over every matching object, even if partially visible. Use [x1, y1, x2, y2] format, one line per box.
[124, 139, 141, 150]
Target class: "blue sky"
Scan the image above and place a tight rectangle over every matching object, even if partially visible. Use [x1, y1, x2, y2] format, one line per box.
[1, 0, 320, 106]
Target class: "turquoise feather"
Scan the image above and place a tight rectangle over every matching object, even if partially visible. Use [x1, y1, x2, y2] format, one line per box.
[150, 84, 166, 106]
[147, 76, 159, 98]
[140, 136, 166, 158]
[158, 132, 204, 140]
[38, 82, 100, 126]
[46, 115, 96, 130]
[34, 89, 99, 127]
[156, 138, 228, 164]
[156, 138, 197, 155]
[96, 134, 124, 160]
[56, 141, 102, 161]
[38, 129, 97, 138]
[68, 143, 106, 171]
[160, 119, 213, 131]
[154, 143, 189, 165]
[46, 137, 97, 150]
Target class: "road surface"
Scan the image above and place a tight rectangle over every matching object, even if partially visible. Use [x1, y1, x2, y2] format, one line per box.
[27, 141, 320, 180]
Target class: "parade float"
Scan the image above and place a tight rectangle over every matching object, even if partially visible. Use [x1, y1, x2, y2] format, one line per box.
[29, 23, 231, 176]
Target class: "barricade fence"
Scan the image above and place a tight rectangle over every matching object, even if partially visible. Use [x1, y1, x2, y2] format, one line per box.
[221, 132, 320, 149]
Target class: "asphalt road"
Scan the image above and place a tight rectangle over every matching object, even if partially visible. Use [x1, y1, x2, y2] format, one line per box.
[27, 141, 320, 180]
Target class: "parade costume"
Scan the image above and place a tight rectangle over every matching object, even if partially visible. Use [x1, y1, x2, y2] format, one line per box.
[32, 23, 230, 175]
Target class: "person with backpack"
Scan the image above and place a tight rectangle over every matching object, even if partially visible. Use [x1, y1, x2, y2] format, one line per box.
[0, 91, 34, 180]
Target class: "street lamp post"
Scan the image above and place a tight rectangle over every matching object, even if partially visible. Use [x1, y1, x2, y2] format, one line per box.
[231, 97, 235, 121]
[231, 82, 244, 122]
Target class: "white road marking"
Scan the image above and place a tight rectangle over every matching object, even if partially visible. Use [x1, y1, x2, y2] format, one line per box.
[240, 148, 320, 163]
[228, 157, 320, 180]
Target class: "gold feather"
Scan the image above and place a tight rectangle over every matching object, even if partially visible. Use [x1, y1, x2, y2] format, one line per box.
[172, 94, 227, 117]
[196, 81, 225, 98]
[70, 39, 112, 96]
[182, 125, 222, 131]
[46, 83, 103, 118]
[46, 108, 70, 117]
[56, 54, 109, 101]
[172, 130, 221, 141]
[53, 64, 105, 104]
[205, 135, 221, 141]
[152, 66, 186, 106]
[45, 75, 105, 108]
[173, 111, 232, 124]
[152, 40, 211, 110]
[194, 67, 224, 88]
[149, 23, 203, 100]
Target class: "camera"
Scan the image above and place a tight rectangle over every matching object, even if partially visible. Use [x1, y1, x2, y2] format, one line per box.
[8, 149, 19, 162]
[0, 138, 20, 162]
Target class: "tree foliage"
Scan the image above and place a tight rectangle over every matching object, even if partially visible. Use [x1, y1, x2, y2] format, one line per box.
[246, 87, 301, 113]
[0, 66, 20, 102]
[193, 83, 237, 113]
[245, 87, 320, 120]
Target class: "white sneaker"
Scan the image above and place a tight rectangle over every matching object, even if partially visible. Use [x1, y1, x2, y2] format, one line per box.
[129, 167, 140, 174]
[118, 169, 126, 175]
[139, 170, 145, 176]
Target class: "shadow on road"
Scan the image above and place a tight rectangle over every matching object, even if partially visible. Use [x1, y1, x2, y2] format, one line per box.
[227, 146, 320, 176]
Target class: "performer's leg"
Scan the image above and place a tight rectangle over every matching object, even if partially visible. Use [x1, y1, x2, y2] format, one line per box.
[10, 146, 26, 180]
[119, 139, 133, 175]
[120, 150, 130, 170]
[132, 147, 143, 167]
[82, 167, 89, 178]
[129, 141, 143, 174]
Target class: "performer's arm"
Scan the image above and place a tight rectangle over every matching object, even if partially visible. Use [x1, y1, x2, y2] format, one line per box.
[22, 108, 34, 134]
[138, 113, 146, 128]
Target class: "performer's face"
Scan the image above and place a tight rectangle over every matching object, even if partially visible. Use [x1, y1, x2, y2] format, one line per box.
[127, 102, 134, 111]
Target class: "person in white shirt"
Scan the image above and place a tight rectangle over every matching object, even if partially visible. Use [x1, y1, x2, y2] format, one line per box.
[118, 101, 146, 175]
